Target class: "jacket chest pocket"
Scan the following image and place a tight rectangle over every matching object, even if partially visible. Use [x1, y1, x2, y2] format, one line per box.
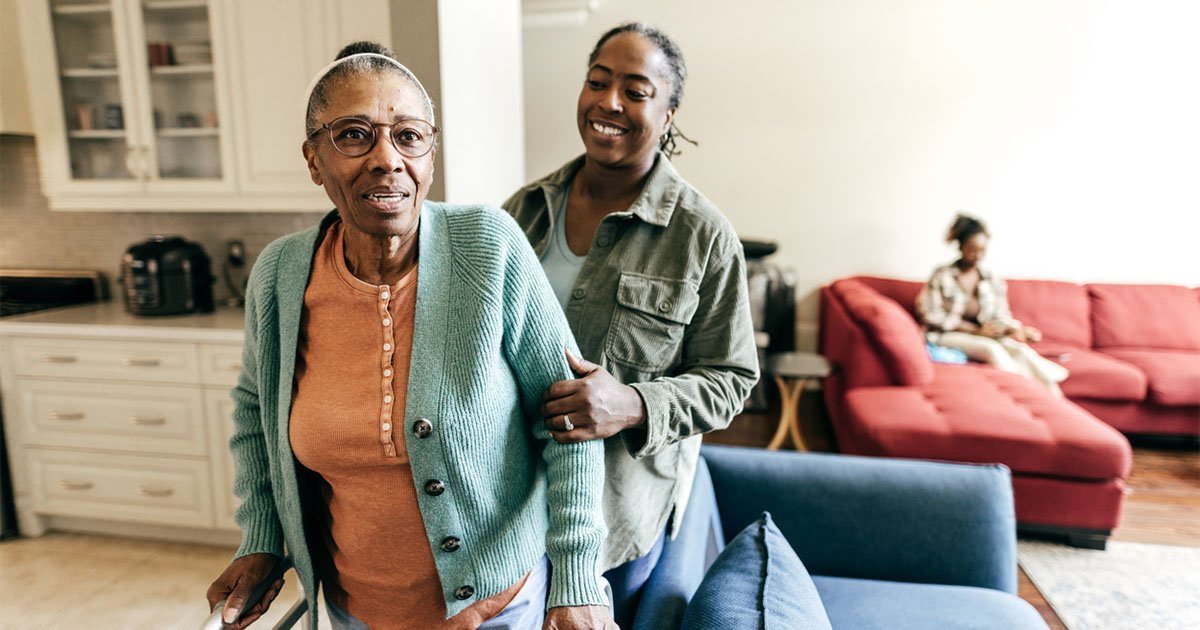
[605, 273, 700, 372]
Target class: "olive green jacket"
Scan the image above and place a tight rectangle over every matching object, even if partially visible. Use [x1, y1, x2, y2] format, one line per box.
[503, 153, 760, 568]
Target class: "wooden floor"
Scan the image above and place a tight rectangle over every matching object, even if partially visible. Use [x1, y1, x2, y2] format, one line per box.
[705, 389, 1200, 630]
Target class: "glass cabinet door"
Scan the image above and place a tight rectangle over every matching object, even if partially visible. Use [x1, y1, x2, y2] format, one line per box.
[48, 0, 138, 181]
[131, 0, 222, 181]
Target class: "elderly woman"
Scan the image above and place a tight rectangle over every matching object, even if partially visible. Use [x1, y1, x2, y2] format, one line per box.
[205, 42, 613, 630]
[503, 23, 759, 625]
[917, 214, 1069, 394]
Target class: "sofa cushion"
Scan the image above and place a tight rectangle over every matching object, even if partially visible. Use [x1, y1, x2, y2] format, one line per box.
[831, 279, 933, 386]
[1034, 342, 1147, 402]
[813, 576, 1047, 630]
[849, 276, 924, 317]
[842, 364, 1132, 481]
[1089, 284, 1200, 351]
[1006, 280, 1092, 348]
[681, 512, 832, 630]
[1102, 349, 1200, 407]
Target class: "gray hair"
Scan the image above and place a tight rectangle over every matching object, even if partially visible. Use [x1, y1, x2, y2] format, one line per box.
[304, 42, 436, 140]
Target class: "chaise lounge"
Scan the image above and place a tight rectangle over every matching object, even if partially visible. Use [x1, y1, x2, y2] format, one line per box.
[817, 276, 1183, 548]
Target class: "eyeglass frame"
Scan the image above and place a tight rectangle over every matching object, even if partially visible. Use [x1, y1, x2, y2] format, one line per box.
[306, 116, 440, 158]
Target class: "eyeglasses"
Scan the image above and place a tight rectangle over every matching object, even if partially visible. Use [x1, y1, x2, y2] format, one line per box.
[307, 116, 439, 158]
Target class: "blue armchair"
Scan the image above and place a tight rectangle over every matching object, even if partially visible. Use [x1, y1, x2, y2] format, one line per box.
[634, 445, 1048, 629]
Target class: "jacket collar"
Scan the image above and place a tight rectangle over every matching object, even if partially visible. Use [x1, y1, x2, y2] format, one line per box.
[538, 152, 684, 227]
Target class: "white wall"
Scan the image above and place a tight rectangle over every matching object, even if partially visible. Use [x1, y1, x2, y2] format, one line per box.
[522, 0, 1200, 349]
[0, 0, 34, 134]
[438, 0, 525, 203]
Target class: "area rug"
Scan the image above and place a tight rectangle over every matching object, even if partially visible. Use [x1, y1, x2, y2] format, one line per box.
[1018, 540, 1200, 630]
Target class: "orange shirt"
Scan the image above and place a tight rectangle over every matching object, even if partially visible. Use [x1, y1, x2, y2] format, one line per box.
[290, 221, 526, 629]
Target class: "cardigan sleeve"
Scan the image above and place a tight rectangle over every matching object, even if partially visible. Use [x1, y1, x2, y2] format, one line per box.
[229, 246, 286, 560]
[496, 219, 607, 609]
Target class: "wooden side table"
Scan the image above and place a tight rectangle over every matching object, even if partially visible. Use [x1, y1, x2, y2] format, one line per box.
[765, 351, 831, 451]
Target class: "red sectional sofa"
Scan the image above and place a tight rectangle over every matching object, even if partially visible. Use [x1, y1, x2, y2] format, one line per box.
[818, 276, 1198, 548]
[1006, 282, 1200, 435]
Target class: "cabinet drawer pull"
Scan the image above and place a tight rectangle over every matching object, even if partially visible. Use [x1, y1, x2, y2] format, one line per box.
[137, 486, 174, 498]
[229, 362, 243, 371]
[128, 415, 167, 426]
[42, 355, 78, 364]
[49, 411, 86, 421]
[59, 480, 94, 491]
[122, 358, 162, 367]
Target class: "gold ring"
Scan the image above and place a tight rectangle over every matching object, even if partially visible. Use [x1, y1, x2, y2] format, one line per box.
[563, 414, 574, 431]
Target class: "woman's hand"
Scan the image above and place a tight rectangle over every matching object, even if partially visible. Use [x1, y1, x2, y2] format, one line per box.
[543, 605, 619, 630]
[205, 553, 284, 629]
[539, 350, 646, 443]
[1022, 326, 1043, 343]
[978, 321, 1010, 339]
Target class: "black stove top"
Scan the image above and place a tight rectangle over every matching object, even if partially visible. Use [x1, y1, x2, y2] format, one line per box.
[0, 270, 107, 318]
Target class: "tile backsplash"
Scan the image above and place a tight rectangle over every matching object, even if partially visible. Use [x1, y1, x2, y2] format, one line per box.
[0, 134, 327, 303]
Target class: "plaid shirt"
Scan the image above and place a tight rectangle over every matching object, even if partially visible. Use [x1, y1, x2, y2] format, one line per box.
[916, 263, 1021, 335]
[503, 153, 759, 569]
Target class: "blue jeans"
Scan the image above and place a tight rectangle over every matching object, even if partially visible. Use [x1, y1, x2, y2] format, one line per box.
[325, 556, 549, 629]
[604, 462, 724, 629]
[603, 529, 666, 628]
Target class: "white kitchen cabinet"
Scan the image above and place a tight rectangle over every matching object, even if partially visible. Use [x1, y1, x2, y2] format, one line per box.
[0, 302, 246, 542]
[214, 0, 390, 210]
[17, 0, 237, 203]
[28, 448, 217, 528]
[204, 387, 238, 530]
[16, 0, 388, 211]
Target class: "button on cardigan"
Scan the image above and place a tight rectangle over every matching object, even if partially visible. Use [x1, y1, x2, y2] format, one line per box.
[228, 204, 607, 626]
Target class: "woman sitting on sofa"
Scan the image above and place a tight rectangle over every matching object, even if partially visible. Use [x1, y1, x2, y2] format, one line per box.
[916, 214, 1069, 394]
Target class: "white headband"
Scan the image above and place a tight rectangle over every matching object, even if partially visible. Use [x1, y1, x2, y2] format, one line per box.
[302, 52, 432, 127]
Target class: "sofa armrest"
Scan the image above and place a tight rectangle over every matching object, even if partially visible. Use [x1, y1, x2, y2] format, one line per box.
[701, 444, 1018, 593]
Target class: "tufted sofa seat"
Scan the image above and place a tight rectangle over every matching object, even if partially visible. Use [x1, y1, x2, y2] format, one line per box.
[820, 277, 1138, 548]
[843, 365, 1130, 481]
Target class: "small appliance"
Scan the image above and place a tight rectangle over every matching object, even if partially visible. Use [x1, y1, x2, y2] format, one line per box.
[120, 236, 215, 316]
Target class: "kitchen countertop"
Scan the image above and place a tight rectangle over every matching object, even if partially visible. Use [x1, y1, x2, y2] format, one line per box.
[0, 300, 244, 343]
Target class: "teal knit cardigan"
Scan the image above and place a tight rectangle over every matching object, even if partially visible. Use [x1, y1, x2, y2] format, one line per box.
[228, 203, 607, 623]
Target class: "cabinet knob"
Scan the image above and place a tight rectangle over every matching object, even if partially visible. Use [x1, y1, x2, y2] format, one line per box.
[59, 480, 94, 491]
[229, 363, 243, 372]
[42, 355, 79, 364]
[128, 415, 167, 426]
[137, 486, 174, 498]
[122, 357, 162, 367]
[49, 411, 86, 421]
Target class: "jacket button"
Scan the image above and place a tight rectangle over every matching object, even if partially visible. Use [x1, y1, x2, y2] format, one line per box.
[658, 300, 673, 312]
[596, 237, 611, 247]
[571, 288, 586, 299]
[424, 479, 445, 496]
[441, 536, 461, 552]
[454, 585, 475, 600]
[413, 419, 433, 438]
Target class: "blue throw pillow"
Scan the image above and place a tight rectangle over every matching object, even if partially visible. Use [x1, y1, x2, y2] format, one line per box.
[681, 512, 832, 630]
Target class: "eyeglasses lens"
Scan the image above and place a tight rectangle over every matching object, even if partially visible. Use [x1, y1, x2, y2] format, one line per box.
[328, 118, 434, 158]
